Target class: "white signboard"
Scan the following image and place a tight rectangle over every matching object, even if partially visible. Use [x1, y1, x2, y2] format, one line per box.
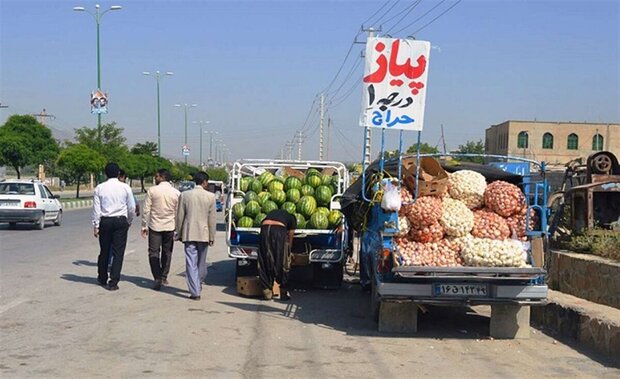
[360, 37, 430, 131]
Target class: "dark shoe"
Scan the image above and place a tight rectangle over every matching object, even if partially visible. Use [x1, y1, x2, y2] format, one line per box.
[152, 279, 162, 291]
[280, 290, 290, 301]
[189, 295, 201, 301]
[97, 278, 107, 287]
[262, 289, 273, 300]
[162, 278, 169, 285]
[106, 283, 119, 291]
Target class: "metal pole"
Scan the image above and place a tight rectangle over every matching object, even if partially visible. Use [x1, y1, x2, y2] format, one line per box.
[156, 75, 161, 156]
[319, 93, 324, 160]
[363, 27, 376, 167]
[209, 133, 213, 163]
[96, 10, 102, 142]
[184, 106, 188, 164]
[199, 125, 203, 166]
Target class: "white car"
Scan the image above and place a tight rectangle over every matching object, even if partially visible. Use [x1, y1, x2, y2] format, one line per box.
[0, 180, 63, 229]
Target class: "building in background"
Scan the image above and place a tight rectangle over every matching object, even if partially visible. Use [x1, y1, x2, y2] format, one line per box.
[485, 120, 619, 165]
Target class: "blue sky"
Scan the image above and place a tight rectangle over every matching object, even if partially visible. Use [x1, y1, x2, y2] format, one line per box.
[1, 0, 618, 164]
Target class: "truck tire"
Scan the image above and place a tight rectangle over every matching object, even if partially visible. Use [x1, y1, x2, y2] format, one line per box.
[371, 279, 380, 322]
[37, 214, 45, 230]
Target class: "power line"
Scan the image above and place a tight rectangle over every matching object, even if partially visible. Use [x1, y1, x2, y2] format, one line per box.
[373, 0, 401, 26]
[392, 0, 447, 35]
[329, 81, 362, 109]
[321, 35, 360, 95]
[300, 94, 319, 132]
[409, 0, 463, 35]
[360, 0, 392, 27]
[385, 0, 424, 35]
[326, 53, 363, 100]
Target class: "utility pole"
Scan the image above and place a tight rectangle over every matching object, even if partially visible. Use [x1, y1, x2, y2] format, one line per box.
[326, 117, 331, 161]
[295, 130, 304, 161]
[440, 124, 447, 154]
[286, 141, 294, 160]
[361, 27, 377, 167]
[319, 93, 325, 161]
[32, 108, 56, 126]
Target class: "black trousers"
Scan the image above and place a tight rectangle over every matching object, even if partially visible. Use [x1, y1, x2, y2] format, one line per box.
[97, 216, 129, 286]
[258, 225, 290, 291]
[148, 229, 175, 280]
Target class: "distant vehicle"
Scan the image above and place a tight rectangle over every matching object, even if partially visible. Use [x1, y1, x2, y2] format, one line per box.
[0, 179, 63, 229]
[178, 181, 195, 192]
[207, 180, 224, 212]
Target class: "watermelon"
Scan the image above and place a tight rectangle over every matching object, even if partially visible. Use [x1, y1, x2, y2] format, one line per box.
[315, 207, 330, 219]
[250, 179, 263, 194]
[262, 200, 278, 214]
[321, 175, 333, 185]
[294, 213, 306, 229]
[267, 180, 284, 193]
[256, 191, 271, 206]
[285, 176, 303, 191]
[306, 168, 321, 176]
[270, 189, 287, 206]
[286, 188, 301, 203]
[305, 173, 322, 188]
[238, 216, 254, 228]
[244, 191, 258, 203]
[281, 201, 297, 214]
[309, 212, 329, 230]
[240, 177, 252, 192]
[254, 213, 267, 227]
[297, 196, 317, 218]
[259, 172, 275, 187]
[232, 202, 245, 220]
[328, 210, 343, 227]
[244, 200, 261, 218]
[315, 185, 333, 206]
[300, 184, 315, 196]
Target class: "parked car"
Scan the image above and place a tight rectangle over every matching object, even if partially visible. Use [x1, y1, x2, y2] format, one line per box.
[0, 179, 63, 229]
[178, 181, 196, 192]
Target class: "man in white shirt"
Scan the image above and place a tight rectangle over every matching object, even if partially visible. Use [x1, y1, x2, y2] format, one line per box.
[92, 162, 136, 291]
[141, 168, 180, 290]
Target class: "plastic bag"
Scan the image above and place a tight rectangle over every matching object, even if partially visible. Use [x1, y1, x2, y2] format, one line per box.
[381, 181, 402, 212]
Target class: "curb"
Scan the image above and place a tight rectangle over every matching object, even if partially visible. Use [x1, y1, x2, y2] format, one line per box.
[63, 193, 146, 211]
[532, 289, 620, 365]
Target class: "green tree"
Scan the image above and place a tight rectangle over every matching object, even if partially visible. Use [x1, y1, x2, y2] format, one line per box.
[405, 142, 439, 155]
[206, 167, 229, 182]
[131, 141, 158, 156]
[73, 122, 127, 162]
[56, 144, 106, 198]
[454, 139, 485, 164]
[0, 115, 60, 178]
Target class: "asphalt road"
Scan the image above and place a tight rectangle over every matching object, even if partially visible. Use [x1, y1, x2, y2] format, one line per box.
[0, 208, 618, 378]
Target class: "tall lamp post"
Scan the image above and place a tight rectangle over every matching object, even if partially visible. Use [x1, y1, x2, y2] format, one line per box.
[204, 131, 218, 166]
[73, 4, 122, 143]
[192, 121, 210, 167]
[143, 71, 174, 156]
[174, 103, 197, 164]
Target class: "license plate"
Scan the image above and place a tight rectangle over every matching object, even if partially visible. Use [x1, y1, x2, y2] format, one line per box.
[0, 201, 18, 207]
[433, 283, 488, 297]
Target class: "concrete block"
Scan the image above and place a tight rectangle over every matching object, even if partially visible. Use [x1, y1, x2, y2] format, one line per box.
[378, 300, 418, 334]
[490, 304, 531, 339]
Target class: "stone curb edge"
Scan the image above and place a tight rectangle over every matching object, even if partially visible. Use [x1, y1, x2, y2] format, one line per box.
[63, 194, 146, 211]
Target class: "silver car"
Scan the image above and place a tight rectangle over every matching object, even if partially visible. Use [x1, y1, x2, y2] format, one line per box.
[0, 180, 63, 229]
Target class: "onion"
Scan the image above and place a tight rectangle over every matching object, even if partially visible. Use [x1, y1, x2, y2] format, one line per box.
[409, 221, 444, 243]
[406, 196, 443, 229]
[484, 181, 526, 217]
[472, 209, 511, 240]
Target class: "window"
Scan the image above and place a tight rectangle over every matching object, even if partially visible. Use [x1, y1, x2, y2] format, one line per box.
[567, 133, 578, 150]
[517, 131, 529, 149]
[38, 185, 48, 198]
[592, 134, 604, 151]
[542, 133, 554, 149]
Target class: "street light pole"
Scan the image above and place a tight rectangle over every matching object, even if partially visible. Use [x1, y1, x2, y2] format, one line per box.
[143, 71, 174, 156]
[174, 103, 197, 164]
[73, 4, 122, 143]
[192, 121, 210, 167]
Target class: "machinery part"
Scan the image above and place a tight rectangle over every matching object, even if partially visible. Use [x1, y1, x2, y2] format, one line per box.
[591, 154, 613, 174]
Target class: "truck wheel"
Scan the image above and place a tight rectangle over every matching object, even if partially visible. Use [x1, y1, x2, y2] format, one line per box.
[371, 279, 380, 322]
[54, 211, 63, 226]
[37, 214, 45, 230]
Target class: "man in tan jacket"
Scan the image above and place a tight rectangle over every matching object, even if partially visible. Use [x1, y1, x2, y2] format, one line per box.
[141, 168, 180, 290]
[175, 171, 216, 300]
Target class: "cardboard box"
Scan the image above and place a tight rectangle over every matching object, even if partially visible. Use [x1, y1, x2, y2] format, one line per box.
[237, 276, 263, 297]
[284, 166, 305, 179]
[402, 157, 448, 197]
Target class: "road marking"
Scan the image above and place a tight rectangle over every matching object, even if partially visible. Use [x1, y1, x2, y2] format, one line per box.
[126, 249, 136, 256]
[0, 297, 29, 315]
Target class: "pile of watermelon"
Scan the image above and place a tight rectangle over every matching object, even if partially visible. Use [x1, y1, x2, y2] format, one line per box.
[232, 169, 344, 230]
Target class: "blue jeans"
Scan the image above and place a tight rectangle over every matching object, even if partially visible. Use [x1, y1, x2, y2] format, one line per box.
[184, 242, 209, 297]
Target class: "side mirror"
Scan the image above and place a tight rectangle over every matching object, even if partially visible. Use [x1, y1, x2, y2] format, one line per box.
[53, 194, 61, 199]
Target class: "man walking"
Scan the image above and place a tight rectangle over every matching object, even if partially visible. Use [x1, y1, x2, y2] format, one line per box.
[175, 171, 216, 300]
[141, 168, 180, 290]
[93, 162, 136, 291]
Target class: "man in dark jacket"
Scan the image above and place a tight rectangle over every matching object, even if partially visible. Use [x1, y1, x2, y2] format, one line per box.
[258, 209, 296, 301]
